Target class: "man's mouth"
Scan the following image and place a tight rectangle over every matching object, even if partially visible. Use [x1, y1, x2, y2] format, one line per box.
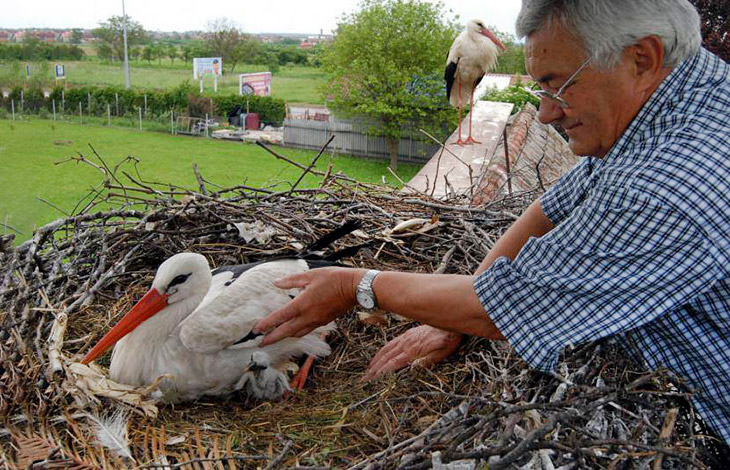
[564, 122, 582, 134]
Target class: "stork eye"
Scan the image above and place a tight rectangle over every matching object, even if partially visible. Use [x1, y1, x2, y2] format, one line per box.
[169, 273, 191, 288]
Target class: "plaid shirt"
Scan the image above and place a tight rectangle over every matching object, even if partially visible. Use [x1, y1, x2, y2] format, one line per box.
[474, 49, 730, 443]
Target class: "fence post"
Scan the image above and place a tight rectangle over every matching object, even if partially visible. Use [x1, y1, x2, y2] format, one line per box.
[205, 113, 209, 137]
[87, 92, 91, 114]
[115, 93, 119, 116]
[107, 104, 111, 126]
[52, 100, 56, 121]
[138, 107, 142, 131]
[61, 90, 65, 112]
[11, 100, 15, 121]
[144, 95, 147, 115]
[20, 91, 23, 114]
[78, 102, 82, 124]
[171, 108, 174, 134]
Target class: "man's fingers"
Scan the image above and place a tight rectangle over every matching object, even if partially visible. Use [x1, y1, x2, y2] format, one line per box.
[254, 302, 299, 334]
[260, 319, 313, 346]
[364, 340, 409, 381]
[363, 351, 412, 381]
[366, 340, 404, 374]
[273, 272, 311, 290]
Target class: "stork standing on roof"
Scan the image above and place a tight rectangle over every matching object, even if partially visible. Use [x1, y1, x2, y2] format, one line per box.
[445, 19, 506, 145]
[80, 222, 362, 403]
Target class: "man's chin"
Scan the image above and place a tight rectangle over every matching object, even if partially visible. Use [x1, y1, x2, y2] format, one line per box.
[567, 137, 592, 157]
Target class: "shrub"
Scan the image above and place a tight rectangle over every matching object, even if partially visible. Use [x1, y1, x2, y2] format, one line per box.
[481, 84, 540, 113]
[1, 83, 287, 126]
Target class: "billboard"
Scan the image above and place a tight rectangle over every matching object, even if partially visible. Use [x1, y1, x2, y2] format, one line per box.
[55, 64, 65, 79]
[239, 72, 272, 97]
[193, 57, 223, 79]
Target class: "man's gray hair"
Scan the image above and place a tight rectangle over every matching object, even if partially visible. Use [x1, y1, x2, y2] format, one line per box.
[516, 0, 702, 69]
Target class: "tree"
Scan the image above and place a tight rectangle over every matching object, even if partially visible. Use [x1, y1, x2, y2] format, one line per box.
[167, 44, 179, 65]
[205, 17, 241, 71]
[130, 46, 141, 62]
[230, 35, 261, 72]
[322, 0, 459, 170]
[142, 45, 154, 64]
[70, 28, 84, 44]
[688, 0, 729, 62]
[97, 43, 113, 62]
[490, 29, 526, 75]
[93, 15, 147, 62]
[181, 44, 193, 63]
[152, 43, 165, 65]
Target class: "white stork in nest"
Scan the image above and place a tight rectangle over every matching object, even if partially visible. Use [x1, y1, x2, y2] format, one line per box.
[445, 19, 506, 145]
[81, 222, 362, 403]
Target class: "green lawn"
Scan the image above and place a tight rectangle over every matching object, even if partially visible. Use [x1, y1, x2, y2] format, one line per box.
[0, 119, 421, 242]
[1, 61, 328, 104]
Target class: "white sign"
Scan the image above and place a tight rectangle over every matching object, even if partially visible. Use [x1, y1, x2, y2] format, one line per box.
[55, 64, 65, 79]
[239, 72, 272, 97]
[193, 57, 223, 79]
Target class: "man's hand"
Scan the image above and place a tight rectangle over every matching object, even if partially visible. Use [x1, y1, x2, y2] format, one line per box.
[254, 267, 360, 346]
[363, 325, 463, 381]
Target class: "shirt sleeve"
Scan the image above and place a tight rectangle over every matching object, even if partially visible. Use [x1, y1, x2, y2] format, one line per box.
[474, 185, 722, 372]
[540, 157, 593, 226]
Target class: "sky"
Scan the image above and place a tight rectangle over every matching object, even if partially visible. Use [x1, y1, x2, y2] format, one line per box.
[3, 0, 523, 37]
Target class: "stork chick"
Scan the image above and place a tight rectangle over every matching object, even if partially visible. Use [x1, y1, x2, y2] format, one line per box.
[445, 19, 506, 145]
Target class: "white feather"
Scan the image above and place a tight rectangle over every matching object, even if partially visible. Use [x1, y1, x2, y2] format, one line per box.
[86, 408, 134, 461]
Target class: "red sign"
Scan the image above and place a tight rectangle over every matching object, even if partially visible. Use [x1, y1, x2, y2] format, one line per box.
[239, 72, 272, 97]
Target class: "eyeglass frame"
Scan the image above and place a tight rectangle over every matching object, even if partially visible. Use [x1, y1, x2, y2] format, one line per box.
[524, 58, 591, 109]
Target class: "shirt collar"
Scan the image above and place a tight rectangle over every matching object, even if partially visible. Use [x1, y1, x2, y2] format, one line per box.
[599, 48, 718, 165]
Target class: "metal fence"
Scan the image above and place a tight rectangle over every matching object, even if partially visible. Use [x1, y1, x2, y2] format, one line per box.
[283, 118, 440, 163]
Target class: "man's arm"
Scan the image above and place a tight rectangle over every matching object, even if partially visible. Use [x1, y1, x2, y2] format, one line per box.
[363, 199, 555, 378]
[255, 199, 555, 348]
[474, 199, 555, 275]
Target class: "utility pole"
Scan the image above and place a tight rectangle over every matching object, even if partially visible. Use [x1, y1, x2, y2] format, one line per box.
[122, 0, 132, 89]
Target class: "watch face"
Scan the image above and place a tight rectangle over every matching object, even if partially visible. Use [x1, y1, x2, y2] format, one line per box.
[357, 291, 375, 309]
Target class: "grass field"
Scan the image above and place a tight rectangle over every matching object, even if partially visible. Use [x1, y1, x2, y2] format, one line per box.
[0, 119, 421, 243]
[0, 61, 329, 104]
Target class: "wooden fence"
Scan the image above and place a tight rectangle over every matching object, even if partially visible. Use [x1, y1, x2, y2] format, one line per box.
[283, 118, 440, 163]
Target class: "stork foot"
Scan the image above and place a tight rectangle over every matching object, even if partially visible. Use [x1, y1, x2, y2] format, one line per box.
[454, 138, 468, 146]
[463, 136, 481, 145]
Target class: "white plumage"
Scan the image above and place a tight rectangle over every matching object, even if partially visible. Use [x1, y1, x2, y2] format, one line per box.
[445, 19, 506, 145]
[82, 254, 334, 403]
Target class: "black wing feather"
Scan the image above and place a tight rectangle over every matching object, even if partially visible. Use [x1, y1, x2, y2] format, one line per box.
[444, 59, 458, 102]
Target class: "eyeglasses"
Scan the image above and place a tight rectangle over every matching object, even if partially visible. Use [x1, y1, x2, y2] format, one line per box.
[525, 58, 591, 109]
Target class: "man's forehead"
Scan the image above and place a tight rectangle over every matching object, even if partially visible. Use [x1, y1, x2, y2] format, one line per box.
[525, 24, 583, 82]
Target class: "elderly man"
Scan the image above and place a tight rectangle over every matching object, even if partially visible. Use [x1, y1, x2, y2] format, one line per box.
[255, 0, 730, 449]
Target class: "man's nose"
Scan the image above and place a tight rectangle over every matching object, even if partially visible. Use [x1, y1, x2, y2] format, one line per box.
[537, 97, 565, 124]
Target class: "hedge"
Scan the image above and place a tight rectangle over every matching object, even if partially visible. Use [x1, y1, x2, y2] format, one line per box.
[0, 83, 286, 126]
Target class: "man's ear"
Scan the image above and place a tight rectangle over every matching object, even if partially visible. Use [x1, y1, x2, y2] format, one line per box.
[629, 35, 667, 91]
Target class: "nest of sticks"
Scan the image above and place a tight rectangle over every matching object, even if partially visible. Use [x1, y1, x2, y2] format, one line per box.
[0, 142, 721, 469]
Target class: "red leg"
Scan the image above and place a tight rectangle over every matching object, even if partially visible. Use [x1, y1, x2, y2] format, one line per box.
[290, 354, 316, 390]
[464, 89, 481, 145]
[455, 77, 466, 146]
[285, 331, 329, 398]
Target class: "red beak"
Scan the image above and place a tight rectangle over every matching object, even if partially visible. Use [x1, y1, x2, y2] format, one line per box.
[81, 289, 169, 364]
[480, 28, 507, 51]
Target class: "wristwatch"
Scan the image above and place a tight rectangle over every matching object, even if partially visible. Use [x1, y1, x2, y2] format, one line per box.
[356, 269, 381, 310]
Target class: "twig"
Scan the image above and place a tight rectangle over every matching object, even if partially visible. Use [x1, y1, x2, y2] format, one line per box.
[289, 134, 335, 194]
[192, 163, 208, 196]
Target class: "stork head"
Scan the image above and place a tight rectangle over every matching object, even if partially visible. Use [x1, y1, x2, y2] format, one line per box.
[81, 252, 211, 364]
[150, 252, 212, 305]
[468, 19, 507, 51]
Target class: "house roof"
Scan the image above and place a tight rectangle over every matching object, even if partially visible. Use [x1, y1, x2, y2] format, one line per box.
[472, 103, 578, 205]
